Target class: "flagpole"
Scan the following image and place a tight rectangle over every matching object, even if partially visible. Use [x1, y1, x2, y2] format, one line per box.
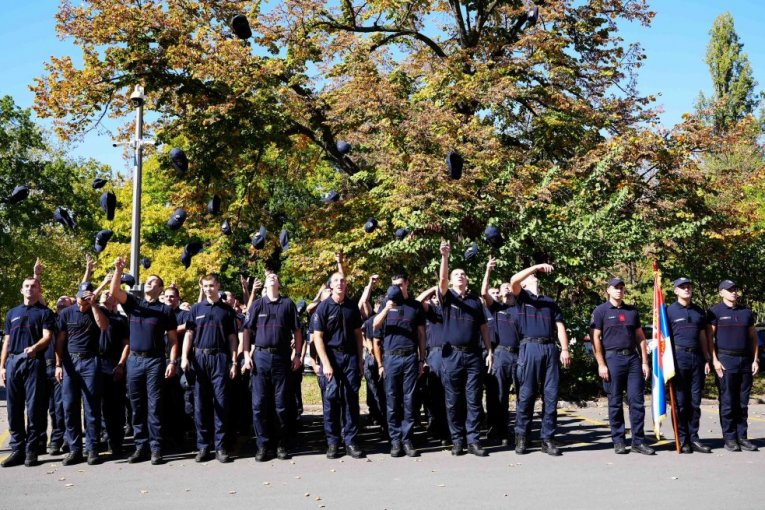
[668, 380, 681, 454]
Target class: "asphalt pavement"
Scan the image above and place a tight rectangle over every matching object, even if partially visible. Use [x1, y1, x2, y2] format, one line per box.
[1, 395, 764, 510]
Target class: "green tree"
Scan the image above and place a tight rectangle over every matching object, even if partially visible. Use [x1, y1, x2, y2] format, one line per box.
[0, 95, 111, 314]
[696, 12, 762, 133]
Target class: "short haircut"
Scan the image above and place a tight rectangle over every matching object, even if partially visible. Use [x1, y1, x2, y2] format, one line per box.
[392, 270, 409, 282]
[201, 274, 220, 284]
[146, 274, 164, 287]
[164, 287, 180, 298]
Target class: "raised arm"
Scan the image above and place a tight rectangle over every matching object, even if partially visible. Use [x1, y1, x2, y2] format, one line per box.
[481, 256, 496, 307]
[110, 257, 128, 305]
[335, 250, 346, 277]
[509, 264, 554, 295]
[83, 254, 95, 283]
[438, 240, 450, 295]
[358, 274, 379, 319]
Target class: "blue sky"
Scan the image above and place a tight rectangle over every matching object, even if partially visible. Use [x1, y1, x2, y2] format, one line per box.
[1, 1, 763, 174]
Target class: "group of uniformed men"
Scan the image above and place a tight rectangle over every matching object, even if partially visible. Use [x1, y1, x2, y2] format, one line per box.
[1, 242, 760, 467]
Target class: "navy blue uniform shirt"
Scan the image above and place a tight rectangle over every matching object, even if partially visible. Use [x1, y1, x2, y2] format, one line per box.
[590, 301, 641, 351]
[311, 297, 362, 350]
[516, 290, 563, 339]
[244, 295, 300, 349]
[58, 304, 102, 354]
[707, 302, 754, 352]
[484, 306, 497, 347]
[100, 310, 129, 362]
[425, 304, 444, 348]
[121, 293, 177, 352]
[45, 313, 61, 360]
[379, 299, 425, 351]
[4, 302, 55, 354]
[363, 316, 380, 341]
[437, 289, 486, 348]
[186, 299, 237, 350]
[489, 301, 521, 348]
[666, 301, 706, 349]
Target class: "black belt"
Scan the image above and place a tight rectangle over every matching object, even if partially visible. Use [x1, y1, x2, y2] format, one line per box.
[452, 345, 479, 353]
[131, 350, 162, 358]
[386, 348, 416, 357]
[676, 346, 698, 353]
[718, 348, 749, 357]
[521, 337, 554, 345]
[329, 345, 352, 354]
[606, 348, 636, 356]
[69, 352, 96, 359]
[195, 347, 226, 355]
[495, 345, 519, 354]
[255, 346, 286, 355]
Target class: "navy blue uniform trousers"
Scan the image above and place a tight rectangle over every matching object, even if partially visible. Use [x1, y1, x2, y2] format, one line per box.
[383, 352, 418, 443]
[251, 350, 290, 450]
[44, 361, 65, 448]
[62, 354, 102, 453]
[515, 343, 559, 439]
[364, 351, 386, 428]
[5, 354, 46, 453]
[603, 351, 645, 446]
[192, 352, 230, 451]
[716, 353, 753, 441]
[425, 348, 449, 440]
[99, 358, 126, 449]
[441, 349, 483, 444]
[127, 354, 165, 453]
[491, 348, 519, 435]
[673, 349, 705, 445]
[319, 350, 361, 446]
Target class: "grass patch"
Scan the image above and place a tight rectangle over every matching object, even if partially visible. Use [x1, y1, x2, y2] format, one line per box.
[300, 372, 367, 407]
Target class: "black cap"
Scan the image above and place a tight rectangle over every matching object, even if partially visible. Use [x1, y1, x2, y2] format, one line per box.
[386, 285, 404, 305]
[121, 274, 136, 287]
[464, 242, 479, 261]
[208, 195, 221, 215]
[53, 207, 76, 229]
[483, 225, 503, 249]
[231, 13, 252, 39]
[141, 257, 151, 270]
[279, 229, 289, 251]
[718, 279, 737, 291]
[364, 217, 378, 233]
[100, 191, 117, 220]
[607, 277, 625, 288]
[323, 191, 340, 204]
[180, 251, 192, 269]
[296, 299, 307, 315]
[92, 178, 108, 189]
[446, 151, 464, 180]
[527, 7, 539, 25]
[252, 226, 267, 249]
[8, 185, 29, 204]
[169, 148, 188, 175]
[336, 141, 351, 155]
[94, 229, 114, 254]
[672, 277, 692, 288]
[185, 241, 204, 257]
[76, 281, 94, 299]
[167, 208, 187, 230]
[394, 228, 410, 241]
[221, 219, 232, 235]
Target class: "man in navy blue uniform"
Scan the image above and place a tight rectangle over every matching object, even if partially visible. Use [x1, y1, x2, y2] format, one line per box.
[110, 256, 179, 465]
[98, 289, 130, 457]
[707, 279, 760, 452]
[1, 274, 56, 467]
[417, 287, 450, 445]
[373, 273, 427, 457]
[55, 280, 109, 465]
[162, 285, 193, 450]
[181, 274, 238, 463]
[510, 262, 571, 456]
[666, 277, 712, 453]
[243, 272, 303, 461]
[482, 257, 520, 447]
[312, 271, 366, 459]
[437, 241, 493, 457]
[591, 278, 653, 455]
[44, 296, 72, 456]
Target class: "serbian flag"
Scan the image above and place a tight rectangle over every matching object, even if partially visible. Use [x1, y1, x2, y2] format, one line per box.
[650, 263, 676, 440]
